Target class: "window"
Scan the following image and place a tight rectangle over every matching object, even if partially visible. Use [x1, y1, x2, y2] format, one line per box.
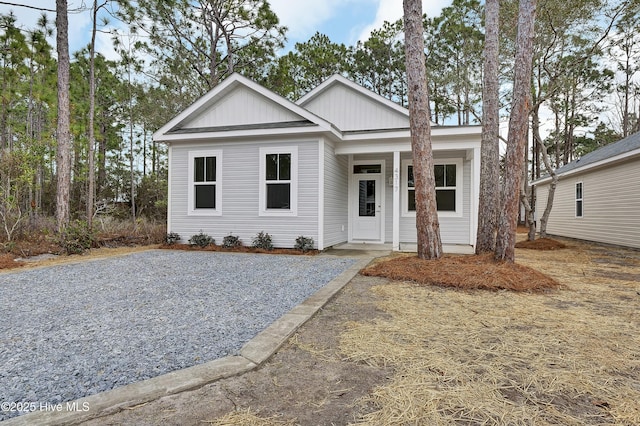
[259, 146, 298, 216]
[403, 159, 463, 217]
[188, 150, 222, 216]
[575, 182, 583, 217]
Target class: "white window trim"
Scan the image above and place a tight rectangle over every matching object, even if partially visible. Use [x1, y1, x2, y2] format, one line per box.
[402, 158, 463, 218]
[259, 146, 298, 216]
[575, 181, 583, 218]
[187, 149, 222, 216]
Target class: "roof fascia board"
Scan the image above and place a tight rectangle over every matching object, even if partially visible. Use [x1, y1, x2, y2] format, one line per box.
[156, 125, 328, 143]
[532, 147, 640, 185]
[334, 139, 480, 155]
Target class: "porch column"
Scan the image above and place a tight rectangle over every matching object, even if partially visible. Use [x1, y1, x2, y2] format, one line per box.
[392, 151, 400, 251]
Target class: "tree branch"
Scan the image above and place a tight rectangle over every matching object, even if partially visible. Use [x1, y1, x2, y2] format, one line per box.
[0, 1, 55, 12]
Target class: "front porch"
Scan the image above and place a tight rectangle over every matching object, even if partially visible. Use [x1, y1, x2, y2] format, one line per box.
[337, 130, 481, 252]
[332, 242, 475, 255]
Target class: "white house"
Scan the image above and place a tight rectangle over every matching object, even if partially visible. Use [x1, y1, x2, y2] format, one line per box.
[153, 73, 481, 252]
[533, 130, 640, 249]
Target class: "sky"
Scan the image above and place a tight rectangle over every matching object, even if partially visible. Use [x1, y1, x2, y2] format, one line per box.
[0, 0, 453, 60]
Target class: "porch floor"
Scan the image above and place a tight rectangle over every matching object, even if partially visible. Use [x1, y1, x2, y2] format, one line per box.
[331, 243, 475, 255]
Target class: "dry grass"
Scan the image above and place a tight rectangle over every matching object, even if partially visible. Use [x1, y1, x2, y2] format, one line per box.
[340, 243, 640, 425]
[361, 253, 560, 292]
[204, 409, 295, 425]
[0, 245, 159, 272]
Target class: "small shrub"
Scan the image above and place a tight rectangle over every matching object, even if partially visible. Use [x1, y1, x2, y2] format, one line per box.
[222, 234, 242, 249]
[294, 235, 314, 252]
[188, 231, 214, 248]
[165, 232, 181, 245]
[252, 231, 273, 250]
[60, 220, 96, 254]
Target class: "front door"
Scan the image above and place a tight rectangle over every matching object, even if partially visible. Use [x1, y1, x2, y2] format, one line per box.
[352, 174, 382, 241]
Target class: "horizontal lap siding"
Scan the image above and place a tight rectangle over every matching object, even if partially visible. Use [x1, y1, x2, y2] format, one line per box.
[169, 140, 319, 248]
[323, 142, 349, 247]
[536, 159, 640, 249]
[352, 152, 471, 245]
[399, 152, 471, 245]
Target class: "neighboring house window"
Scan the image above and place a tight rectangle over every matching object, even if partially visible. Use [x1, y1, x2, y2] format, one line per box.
[259, 146, 298, 216]
[188, 150, 222, 216]
[403, 159, 463, 217]
[575, 182, 583, 217]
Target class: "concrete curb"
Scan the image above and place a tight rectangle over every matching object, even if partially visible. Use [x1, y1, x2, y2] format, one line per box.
[3, 256, 372, 426]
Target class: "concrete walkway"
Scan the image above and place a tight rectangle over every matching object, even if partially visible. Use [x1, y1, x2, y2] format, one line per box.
[4, 253, 378, 426]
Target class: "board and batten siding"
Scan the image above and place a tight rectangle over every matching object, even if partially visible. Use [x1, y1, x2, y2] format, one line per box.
[168, 139, 319, 248]
[322, 141, 349, 247]
[182, 86, 304, 129]
[303, 84, 407, 131]
[535, 158, 640, 249]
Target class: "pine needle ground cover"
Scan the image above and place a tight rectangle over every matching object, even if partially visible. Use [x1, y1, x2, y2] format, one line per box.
[361, 253, 560, 292]
[340, 241, 640, 425]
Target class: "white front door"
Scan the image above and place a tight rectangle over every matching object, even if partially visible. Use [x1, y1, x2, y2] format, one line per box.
[352, 174, 383, 241]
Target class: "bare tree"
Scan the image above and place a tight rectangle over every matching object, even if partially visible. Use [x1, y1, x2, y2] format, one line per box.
[55, 0, 71, 232]
[475, 0, 500, 254]
[495, 0, 537, 262]
[403, 0, 442, 259]
[86, 0, 104, 228]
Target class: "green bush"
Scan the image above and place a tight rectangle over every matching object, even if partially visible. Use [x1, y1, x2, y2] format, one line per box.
[252, 231, 273, 250]
[222, 234, 241, 248]
[165, 232, 181, 245]
[188, 231, 214, 248]
[60, 220, 96, 254]
[294, 236, 314, 252]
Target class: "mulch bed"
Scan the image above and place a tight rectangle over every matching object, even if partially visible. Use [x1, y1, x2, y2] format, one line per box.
[158, 243, 318, 255]
[515, 237, 567, 250]
[361, 253, 561, 292]
[0, 254, 24, 270]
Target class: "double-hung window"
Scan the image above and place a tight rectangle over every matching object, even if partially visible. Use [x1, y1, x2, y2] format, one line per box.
[259, 146, 298, 216]
[575, 182, 583, 217]
[188, 150, 222, 216]
[403, 158, 463, 217]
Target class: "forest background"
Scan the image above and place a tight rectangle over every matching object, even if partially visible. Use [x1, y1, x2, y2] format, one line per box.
[0, 0, 638, 254]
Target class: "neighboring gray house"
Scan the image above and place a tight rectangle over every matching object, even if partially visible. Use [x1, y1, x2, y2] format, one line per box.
[153, 73, 481, 252]
[533, 131, 640, 249]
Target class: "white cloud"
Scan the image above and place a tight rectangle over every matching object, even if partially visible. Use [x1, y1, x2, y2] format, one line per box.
[269, 0, 375, 41]
[357, 0, 453, 42]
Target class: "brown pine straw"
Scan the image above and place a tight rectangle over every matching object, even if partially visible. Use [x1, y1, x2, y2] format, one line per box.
[341, 241, 640, 425]
[204, 408, 295, 425]
[361, 253, 561, 292]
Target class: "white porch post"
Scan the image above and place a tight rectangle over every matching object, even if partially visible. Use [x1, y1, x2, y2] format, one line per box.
[393, 151, 400, 251]
[470, 146, 481, 249]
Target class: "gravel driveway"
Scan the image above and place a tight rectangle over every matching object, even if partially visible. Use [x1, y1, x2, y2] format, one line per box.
[0, 250, 356, 421]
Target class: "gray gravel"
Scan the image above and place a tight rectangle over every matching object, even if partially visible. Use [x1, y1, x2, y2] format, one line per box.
[0, 250, 356, 420]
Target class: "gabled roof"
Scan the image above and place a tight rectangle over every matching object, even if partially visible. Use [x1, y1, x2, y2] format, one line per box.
[297, 74, 409, 116]
[297, 74, 412, 132]
[153, 73, 339, 142]
[534, 130, 640, 184]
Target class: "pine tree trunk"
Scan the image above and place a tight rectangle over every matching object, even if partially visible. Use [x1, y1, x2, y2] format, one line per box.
[87, 0, 98, 228]
[494, 0, 537, 262]
[403, 0, 442, 259]
[475, 0, 500, 254]
[55, 0, 71, 233]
